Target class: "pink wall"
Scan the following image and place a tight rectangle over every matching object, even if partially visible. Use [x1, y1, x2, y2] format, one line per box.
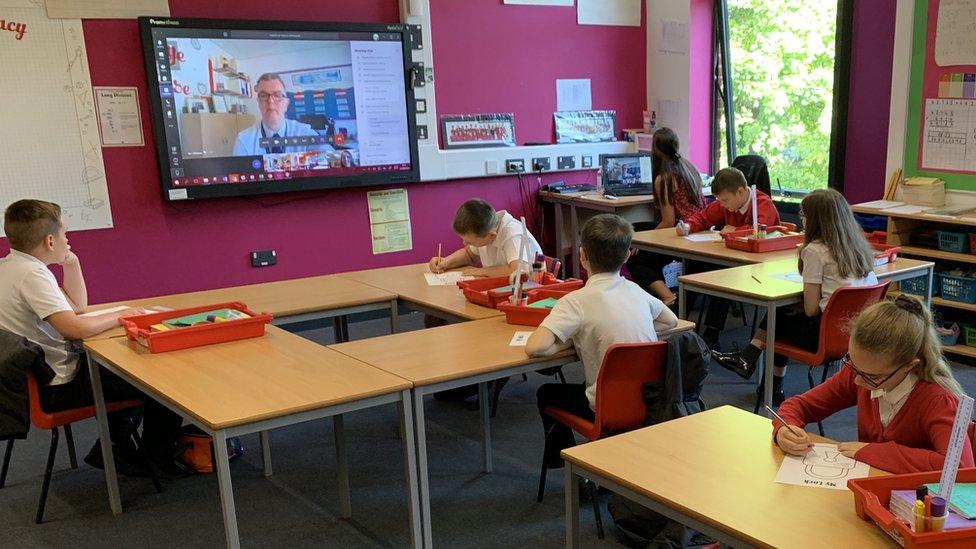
[688, 0, 713, 170]
[842, 1, 897, 203]
[0, 0, 645, 303]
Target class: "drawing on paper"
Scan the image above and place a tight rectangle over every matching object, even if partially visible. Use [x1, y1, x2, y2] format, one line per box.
[774, 443, 870, 490]
[802, 448, 858, 480]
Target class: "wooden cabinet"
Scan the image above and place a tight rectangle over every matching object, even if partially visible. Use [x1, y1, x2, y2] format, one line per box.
[179, 113, 255, 157]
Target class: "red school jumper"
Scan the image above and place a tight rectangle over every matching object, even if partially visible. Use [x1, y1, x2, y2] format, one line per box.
[684, 190, 780, 233]
[773, 367, 975, 474]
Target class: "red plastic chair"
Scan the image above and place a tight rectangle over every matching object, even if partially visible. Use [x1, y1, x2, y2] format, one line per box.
[543, 255, 562, 279]
[758, 281, 891, 435]
[0, 370, 154, 523]
[537, 341, 668, 539]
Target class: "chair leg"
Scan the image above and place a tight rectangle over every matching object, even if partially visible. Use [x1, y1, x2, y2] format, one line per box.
[131, 429, 162, 494]
[807, 367, 816, 390]
[64, 425, 78, 470]
[537, 425, 554, 503]
[750, 306, 760, 338]
[1, 439, 13, 489]
[521, 373, 528, 382]
[695, 296, 709, 334]
[821, 361, 832, 384]
[588, 480, 605, 540]
[753, 360, 766, 414]
[36, 428, 59, 524]
[556, 370, 567, 384]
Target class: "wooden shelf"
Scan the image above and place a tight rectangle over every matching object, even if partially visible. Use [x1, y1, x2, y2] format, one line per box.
[898, 245, 976, 265]
[890, 291, 976, 313]
[852, 206, 976, 227]
[946, 344, 976, 359]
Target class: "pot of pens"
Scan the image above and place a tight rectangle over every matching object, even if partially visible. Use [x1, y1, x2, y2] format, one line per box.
[119, 302, 274, 353]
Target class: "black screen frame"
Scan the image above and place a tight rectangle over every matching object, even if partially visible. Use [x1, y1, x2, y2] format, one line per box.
[139, 16, 420, 202]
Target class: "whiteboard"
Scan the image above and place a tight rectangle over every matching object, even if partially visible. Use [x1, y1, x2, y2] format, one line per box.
[0, 1, 112, 237]
[921, 98, 976, 173]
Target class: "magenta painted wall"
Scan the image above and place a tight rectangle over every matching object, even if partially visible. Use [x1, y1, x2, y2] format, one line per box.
[0, 0, 644, 303]
[688, 0, 713, 171]
[842, 1, 897, 203]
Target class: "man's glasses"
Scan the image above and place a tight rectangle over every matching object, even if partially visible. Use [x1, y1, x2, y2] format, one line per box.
[257, 92, 287, 103]
[842, 353, 907, 388]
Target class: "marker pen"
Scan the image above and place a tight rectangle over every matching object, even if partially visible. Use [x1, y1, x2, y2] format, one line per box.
[914, 500, 926, 532]
[930, 497, 947, 533]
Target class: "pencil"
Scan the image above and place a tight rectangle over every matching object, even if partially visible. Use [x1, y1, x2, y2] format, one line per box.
[437, 243, 442, 262]
[764, 404, 804, 438]
[751, 274, 762, 284]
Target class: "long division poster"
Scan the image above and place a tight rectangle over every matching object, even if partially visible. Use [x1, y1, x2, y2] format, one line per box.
[0, 1, 112, 237]
[921, 98, 976, 173]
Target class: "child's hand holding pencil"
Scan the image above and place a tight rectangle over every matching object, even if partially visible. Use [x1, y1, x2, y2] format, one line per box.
[767, 404, 814, 455]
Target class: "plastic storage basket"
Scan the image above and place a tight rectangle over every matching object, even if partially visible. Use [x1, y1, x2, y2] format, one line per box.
[497, 288, 575, 326]
[899, 276, 932, 297]
[458, 273, 584, 308]
[939, 272, 976, 304]
[120, 302, 273, 353]
[937, 231, 970, 253]
[964, 325, 976, 348]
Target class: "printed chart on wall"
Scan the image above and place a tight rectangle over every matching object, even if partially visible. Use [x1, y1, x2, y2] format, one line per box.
[367, 188, 412, 254]
[0, 1, 112, 237]
[921, 99, 976, 172]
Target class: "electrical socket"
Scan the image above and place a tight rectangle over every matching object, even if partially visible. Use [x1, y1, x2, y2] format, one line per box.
[581, 155, 594, 168]
[251, 249, 277, 267]
[531, 157, 551, 171]
[557, 155, 576, 170]
[506, 159, 525, 173]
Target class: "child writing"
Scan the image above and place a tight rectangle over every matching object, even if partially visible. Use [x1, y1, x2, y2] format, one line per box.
[428, 198, 542, 278]
[676, 166, 779, 235]
[712, 188, 878, 404]
[525, 214, 678, 465]
[0, 200, 186, 475]
[626, 127, 705, 306]
[773, 295, 974, 474]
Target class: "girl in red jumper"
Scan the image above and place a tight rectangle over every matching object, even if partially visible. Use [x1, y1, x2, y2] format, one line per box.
[773, 295, 974, 474]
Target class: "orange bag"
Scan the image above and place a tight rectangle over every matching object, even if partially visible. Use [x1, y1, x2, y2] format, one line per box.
[177, 426, 243, 473]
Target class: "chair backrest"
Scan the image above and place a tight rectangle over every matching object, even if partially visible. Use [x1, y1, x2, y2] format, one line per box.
[592, 342, 668, 434]
[25, 369, 55, 430]
[818, 281, 891, 361]
[543, 255, 562, 278]
[731, 154, 772, 197]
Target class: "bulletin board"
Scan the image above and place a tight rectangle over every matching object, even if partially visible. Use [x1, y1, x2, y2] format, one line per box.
[903, 0, 976, 190]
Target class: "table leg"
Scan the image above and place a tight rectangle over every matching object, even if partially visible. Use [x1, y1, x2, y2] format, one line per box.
[87, 355, 122, 516]
[763, 303, 776, 414]
[399, 390, 423, 549]
[412, 390, 433, 548]
[569, 204, 580, 278]
[334, 414, 352, 519]
[213, 430, 241, 549]
[390, 299, 400, 333]
[478, 382, 492, 473]
[259, 431, 272, 477]
[926, 265, 934, 307]
[554, 201, 565, 270]
[678, 283, 687, 320]
[565, 464, 580, 549]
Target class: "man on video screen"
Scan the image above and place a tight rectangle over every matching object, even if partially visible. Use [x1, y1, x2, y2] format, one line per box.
[233, 73, 334, 156]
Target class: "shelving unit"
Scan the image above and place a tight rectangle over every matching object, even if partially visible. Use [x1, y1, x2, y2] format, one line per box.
[854, 204, 976, 360]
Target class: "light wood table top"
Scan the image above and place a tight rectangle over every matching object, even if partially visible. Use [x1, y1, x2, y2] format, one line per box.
[83, 274, 396, 341]
[562, 405, 891, 548]
[337, 263, 503, 321]
[539, 190, 654, 208]
[677, 257, 934, 302]
[330, 316, 694, 387]
[632, 228, 799, 265]
[852, 204, 976, 227]
[84, 326, 411, 430]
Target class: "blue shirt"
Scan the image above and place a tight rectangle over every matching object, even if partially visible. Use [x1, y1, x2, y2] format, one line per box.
[232, 118, 334, 155]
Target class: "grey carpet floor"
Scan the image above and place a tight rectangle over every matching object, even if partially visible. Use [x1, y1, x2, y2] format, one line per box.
[1, 308, 974, 548]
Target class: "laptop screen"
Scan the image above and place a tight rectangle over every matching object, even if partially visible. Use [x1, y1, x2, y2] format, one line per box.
[601, 154, 653, 192]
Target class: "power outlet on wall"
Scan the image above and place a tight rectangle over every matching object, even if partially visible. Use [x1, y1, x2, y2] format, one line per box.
[251, 249, 277, 267]
[581, 155, 594, 168]
[506, 159, 526, 173]
[557, 155, 576, 170]
[531, 157, 551, 171]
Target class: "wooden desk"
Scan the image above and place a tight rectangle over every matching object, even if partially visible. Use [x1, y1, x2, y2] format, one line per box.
[562, 406, 891, 548]
[540, 190, 656, 278]
[677, 257, 935, 412]
[631, 228, 798, 267]
[85, 274, 398, 341]
[337, 263, 503, 322]
[84, 326, 421, 548]
[331, 316, 694, 548]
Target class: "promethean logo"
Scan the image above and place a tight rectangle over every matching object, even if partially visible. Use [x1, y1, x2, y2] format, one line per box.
[149, 19, 180, 26]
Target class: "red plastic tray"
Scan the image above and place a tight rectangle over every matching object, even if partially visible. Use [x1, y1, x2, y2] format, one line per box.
[849, 468, 976, 548]
[722, 223, 803, 253]
[497, 288, 575, 326]
[871, 242, 901, 266]
[867, 230, 889, 245]
[120, 301, 273, 353]
[458, 273, 584, 308]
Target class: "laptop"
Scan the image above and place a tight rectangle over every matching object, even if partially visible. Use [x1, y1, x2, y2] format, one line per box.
[600, 153, 654, 196]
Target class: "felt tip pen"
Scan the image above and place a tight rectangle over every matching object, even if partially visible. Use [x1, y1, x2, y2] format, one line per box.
[924, 494, 932, 531]
[914, 500, 926, 532]
[930, 496, 947, 533]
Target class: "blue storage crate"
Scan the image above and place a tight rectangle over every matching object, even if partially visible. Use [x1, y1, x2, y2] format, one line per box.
[854, 213, 888, 232]
[937, 231, 970, 253]
[899, 276, 934, 297]
[939, 272, 976, 304]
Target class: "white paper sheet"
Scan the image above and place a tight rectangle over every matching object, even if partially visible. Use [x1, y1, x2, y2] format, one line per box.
[775, 443, 870, 490]
[509, 331, 532, 347]
[80, 305, 129, 317]
[578, 0, 640, 26]
[424, 271, 473, 286]
[773, 272, 804, 284]
[659, 20, 689, 54]
[556, 79, 592, 112]
[683, 233, 722, 242]
[935, 0, 976, 66]
[856, 200, 904, 209]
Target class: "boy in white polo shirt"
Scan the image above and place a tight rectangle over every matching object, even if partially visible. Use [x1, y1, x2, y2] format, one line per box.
[0, 199, 185, 475]
[428, 198, 542, 278]
[525, 214, 677, 466]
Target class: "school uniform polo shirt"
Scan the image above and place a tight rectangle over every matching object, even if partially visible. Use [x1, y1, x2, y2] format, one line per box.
[540, 271, 666, 410]
[466, 211, 542, 268]
[0, 250, 78, 385]
[801, 241, 878, 311]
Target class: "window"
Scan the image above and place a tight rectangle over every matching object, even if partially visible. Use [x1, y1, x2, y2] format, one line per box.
[713, 0, 853, 195]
